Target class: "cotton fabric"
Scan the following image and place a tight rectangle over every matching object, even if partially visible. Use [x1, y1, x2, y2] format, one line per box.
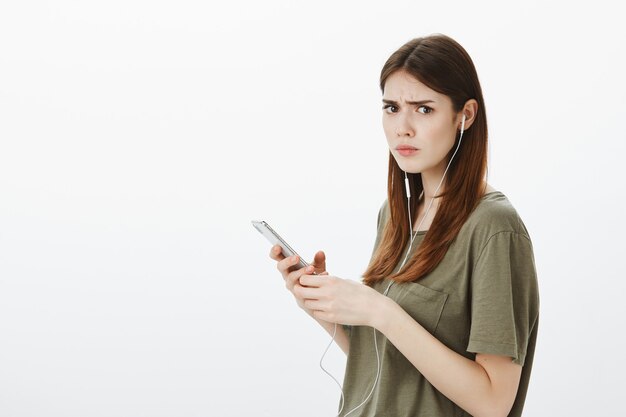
[340, 191, 539, 417]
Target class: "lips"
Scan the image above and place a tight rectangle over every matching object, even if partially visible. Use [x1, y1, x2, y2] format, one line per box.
[396, 145, 419, 150]
[397, 147, 419, 156]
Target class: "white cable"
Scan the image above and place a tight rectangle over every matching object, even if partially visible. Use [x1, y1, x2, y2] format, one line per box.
[319, 323, 346, 416]
[320, 189, 433, 417]
[400, 124, 465, 271]
[339, 328, 381, 417]
[346, 126, 466, 414]
[320, 122, 466, 416]
[319, 322, 382, 417]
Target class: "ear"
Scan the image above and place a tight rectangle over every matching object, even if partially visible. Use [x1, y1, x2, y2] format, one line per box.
[458, 99, 479, 131]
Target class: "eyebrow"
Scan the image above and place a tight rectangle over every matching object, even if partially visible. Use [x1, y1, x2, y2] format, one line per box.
[382, 99, 436, 105]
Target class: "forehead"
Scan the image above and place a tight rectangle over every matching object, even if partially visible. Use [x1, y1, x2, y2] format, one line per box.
[383, 70, 449, 104]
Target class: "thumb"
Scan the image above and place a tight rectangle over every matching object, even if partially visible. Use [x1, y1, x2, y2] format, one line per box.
[311, 250, 327, 273]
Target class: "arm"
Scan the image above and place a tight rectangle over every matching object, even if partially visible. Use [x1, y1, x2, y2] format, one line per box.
[374, 297, 522, 417]
[297, 274, 522, 416]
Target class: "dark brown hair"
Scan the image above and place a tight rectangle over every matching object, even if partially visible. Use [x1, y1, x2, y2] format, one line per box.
[362, 33, 489, 286]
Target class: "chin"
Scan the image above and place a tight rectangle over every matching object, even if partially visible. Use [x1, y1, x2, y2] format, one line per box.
[396, 160, 423, 174]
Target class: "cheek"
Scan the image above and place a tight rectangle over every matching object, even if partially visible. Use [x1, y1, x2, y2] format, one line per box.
[417, 122, 455, 156]
[429, 126, 457, 154]
[425, 114, 454, 136]
[432, 123, 451, 140]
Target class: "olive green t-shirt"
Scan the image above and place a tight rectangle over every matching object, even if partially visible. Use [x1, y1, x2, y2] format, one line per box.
[340, 191, 540, 417]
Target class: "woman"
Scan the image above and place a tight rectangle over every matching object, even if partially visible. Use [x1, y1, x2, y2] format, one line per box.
[269, 33, 539, 417]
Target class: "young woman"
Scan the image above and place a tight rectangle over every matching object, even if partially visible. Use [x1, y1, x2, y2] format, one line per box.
[269, 34, 539, 417]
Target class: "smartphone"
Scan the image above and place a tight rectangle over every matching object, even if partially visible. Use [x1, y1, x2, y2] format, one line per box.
[251, 220, 317, 274]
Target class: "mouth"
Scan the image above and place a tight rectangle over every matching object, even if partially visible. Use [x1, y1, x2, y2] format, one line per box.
[397, 147, 420, 156]
[396, 145, 419, 151]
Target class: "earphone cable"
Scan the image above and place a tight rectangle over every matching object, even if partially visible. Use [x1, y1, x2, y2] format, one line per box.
[319, 323, 346, 416]
[401, 123, 465, 270]
[320, 118, 466, 416]
[320, 323, 383, 417]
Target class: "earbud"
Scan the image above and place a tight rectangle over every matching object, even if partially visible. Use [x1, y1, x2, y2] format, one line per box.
[338, 110, 469, 417]
[404, 171, 411, 198]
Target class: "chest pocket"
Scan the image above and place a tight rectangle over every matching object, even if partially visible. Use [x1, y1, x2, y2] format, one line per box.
[394, 281, 449, 336]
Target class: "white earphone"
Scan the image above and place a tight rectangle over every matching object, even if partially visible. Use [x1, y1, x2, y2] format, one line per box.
[323, 114, 468, 417]
[402, 114, 466, 200]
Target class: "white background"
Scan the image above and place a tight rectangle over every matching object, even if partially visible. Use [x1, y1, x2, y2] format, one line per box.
[1, 1, 624, 416]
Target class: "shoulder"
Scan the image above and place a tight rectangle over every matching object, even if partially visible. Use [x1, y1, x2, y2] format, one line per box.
[463, 191, 531, 240]
[376, 198, 390, 228]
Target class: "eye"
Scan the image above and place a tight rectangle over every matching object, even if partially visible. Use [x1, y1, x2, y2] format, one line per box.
[382, 104, 398, 113]
[417, 106, 433, 114]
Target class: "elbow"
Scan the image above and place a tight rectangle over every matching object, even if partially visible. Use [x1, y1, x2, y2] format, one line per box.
[472, 367, 518, 417]
[474, 401, 514, 417]
[484, 413, 508, 417]
[474, 411, 505, 417]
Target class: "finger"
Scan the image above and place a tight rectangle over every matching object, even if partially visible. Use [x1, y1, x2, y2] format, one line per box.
[293, 281, 319, 300]
[277, 254, 301, 275]
[311, 250, 327, 273]
[299, 273, 325, 288]
[286, 265, 315, 288]
[269, 244, 286, 261]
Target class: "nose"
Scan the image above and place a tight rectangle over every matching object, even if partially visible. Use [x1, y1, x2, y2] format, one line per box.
[395, 112, 414, 137]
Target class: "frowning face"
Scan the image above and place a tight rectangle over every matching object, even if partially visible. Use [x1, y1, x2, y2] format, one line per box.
[382, 69, 462, 177]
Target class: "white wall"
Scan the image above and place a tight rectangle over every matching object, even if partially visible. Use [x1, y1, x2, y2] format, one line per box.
[1, 0, 624, 415]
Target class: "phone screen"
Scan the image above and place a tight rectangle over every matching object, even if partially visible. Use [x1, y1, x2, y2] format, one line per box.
[251, 220, 313, 272]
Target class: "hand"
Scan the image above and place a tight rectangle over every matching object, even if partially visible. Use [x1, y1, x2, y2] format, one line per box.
[295, 273, 384, 327]
[269, 244, 329, 316]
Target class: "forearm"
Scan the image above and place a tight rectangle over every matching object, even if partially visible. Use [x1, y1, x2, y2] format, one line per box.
[374, 298, 498, 417]
[311, 313, 350, 355]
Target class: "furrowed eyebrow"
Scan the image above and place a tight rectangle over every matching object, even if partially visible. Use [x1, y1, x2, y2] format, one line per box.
[382, 99, 436, 106]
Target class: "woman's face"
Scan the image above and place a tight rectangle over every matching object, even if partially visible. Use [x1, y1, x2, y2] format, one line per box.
[382, 70, 461, 176]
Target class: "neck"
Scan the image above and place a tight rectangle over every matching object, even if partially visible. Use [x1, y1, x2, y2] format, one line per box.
[420, 168, 446, 202]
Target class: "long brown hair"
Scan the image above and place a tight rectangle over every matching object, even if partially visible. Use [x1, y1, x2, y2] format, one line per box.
[362, 33, 489, 286]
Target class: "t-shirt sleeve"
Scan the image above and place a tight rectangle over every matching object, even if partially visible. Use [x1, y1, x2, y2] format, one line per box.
[466, 231, 539, 366]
